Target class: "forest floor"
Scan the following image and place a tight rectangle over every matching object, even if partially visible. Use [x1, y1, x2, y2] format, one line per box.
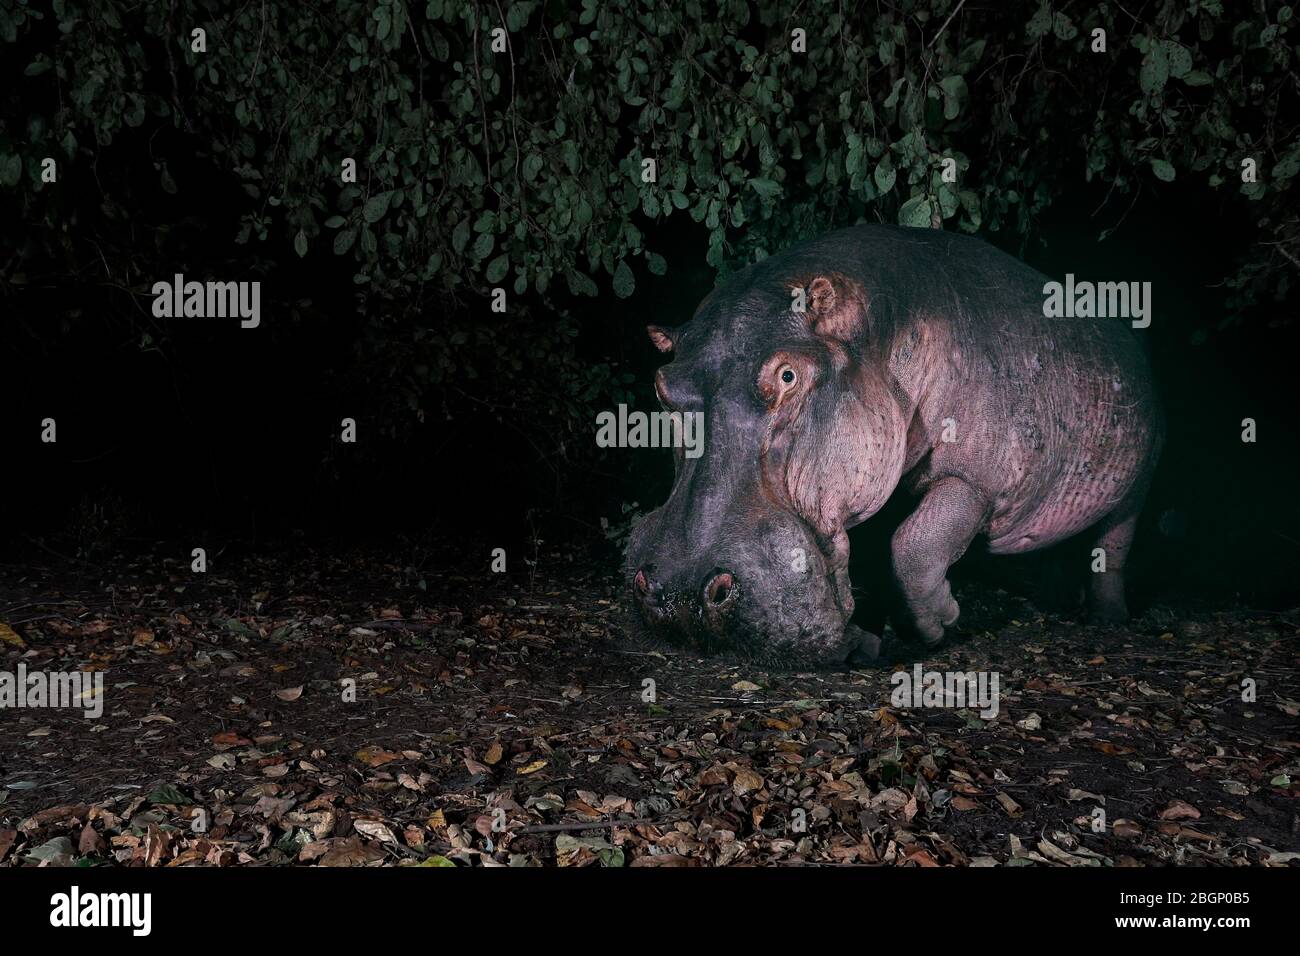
[1, 542, 1297, 868]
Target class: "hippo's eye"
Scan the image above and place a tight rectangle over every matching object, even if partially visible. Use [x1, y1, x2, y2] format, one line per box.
[758, 355, 804, 406]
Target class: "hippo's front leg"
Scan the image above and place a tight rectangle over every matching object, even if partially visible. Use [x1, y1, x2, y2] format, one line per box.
[891, 477, 990, 645]
[842, 622, 882, 665]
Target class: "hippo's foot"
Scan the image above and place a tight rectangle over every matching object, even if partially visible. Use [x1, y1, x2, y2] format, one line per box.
[843, 623, 882, 666]
[1087, 573, 1129, 626]
[901, 579, 961, 647]
[1086, 600, 1129, 626]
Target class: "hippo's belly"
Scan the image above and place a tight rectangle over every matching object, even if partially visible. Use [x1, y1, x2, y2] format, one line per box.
[985, 464, 1135, 554]
[984, 381, 1155, 555]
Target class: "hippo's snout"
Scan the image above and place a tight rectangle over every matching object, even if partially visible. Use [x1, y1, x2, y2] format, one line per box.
[632, 563, 742, 640]
[626, 508, 861, 667]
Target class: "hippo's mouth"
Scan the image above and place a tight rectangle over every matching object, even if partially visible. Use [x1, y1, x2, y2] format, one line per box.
[624, 457, 873, 668]
[629, 590, 880, 670]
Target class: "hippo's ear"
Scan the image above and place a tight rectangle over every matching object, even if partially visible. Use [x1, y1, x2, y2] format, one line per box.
[646, 325, 675, 353]
[795, 273, 866, 344]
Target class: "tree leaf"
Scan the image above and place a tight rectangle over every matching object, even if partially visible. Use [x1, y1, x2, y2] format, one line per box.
[898, 195, 934, 228]
[1026, 2, 1053, 39]
[612, 260, 635, 298]
[362, 192, 392, 224]
[939, 75, 967, 121]
[1140, 43, 1169, 95]
[873, 158, 897, 193]
[1162, 41, 1192, 79]
[486, 253, 510, 284]
[333, 228, 357, 255]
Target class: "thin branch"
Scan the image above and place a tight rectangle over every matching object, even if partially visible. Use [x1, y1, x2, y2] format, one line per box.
[928, 0, 967, 49]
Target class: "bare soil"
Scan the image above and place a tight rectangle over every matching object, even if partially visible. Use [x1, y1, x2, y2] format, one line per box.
[1, 543, 1296, 867]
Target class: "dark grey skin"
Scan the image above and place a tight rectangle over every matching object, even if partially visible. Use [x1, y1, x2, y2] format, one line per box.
[626, 224, 1163, 668]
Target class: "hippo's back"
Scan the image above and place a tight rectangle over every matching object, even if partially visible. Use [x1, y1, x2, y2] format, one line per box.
[778, 225, 1163, 552]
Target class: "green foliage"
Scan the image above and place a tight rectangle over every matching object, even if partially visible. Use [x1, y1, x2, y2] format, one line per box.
[2, 0, 1297, 438]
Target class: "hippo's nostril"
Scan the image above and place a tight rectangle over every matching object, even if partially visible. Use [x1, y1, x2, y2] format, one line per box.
[634, 566, 666, 608]
[704, 571, 736, 608]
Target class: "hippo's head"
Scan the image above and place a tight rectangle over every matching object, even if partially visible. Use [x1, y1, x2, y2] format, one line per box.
[626, 267, 909, 668]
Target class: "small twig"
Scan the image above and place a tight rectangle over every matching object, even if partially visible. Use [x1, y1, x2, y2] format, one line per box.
[20, 535, 100, 569]
[928, 0, 967, 49]
[354, 619, 441, 630]
[1, 601, 87, 615]
[471, 14, 493, 190]
[517, 816, 678, 835]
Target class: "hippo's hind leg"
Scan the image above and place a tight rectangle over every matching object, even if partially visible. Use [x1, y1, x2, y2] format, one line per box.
[1086, 454, 1158, 624]
[1087, 508, 1140, 624]
[891, 478, 991, 645]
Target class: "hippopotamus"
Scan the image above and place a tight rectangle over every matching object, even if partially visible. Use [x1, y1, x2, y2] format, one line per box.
[626, 224, 1163, 667]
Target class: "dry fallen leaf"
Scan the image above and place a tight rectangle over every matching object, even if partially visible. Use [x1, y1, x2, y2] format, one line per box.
[355, 747, 401, 768]
[731, 767, 765, 796]
[0, 623, 26, 648]
[1112, 818, 1142, 838]
[1264, 850, 1300, 865]
[1064, 788, 1105, 803]
[995, 792, 1022, 816]
[318, 837, 386, 867]
[1091, 740, 1135, 756]
[1158, 799, 1201, 821]
[1038, 839, 1088, 866]
[275, 685, 304, 702]
[0, 829, 17, 864]
[78, 823, 106, 856]
[353, 820, 399, 845]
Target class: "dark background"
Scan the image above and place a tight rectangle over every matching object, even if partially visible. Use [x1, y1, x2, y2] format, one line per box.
[5, 177, 1297, 613]
[2, 1, 1297, 615]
